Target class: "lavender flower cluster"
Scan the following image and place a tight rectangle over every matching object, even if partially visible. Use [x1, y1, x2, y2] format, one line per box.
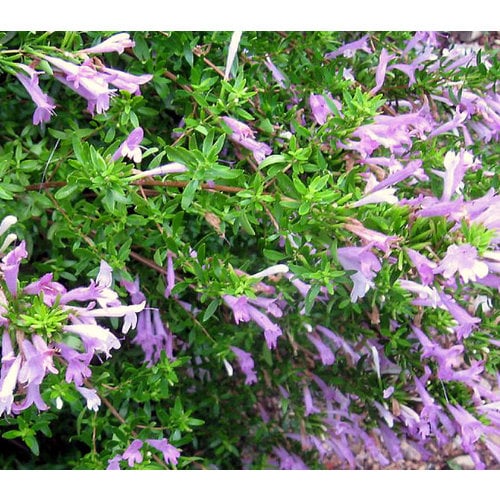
[15, 33, 152, 124]
[0, 215, 144, 415]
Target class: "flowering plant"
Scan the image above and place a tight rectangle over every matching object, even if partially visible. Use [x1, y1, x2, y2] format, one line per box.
[0, 31, 498, 470]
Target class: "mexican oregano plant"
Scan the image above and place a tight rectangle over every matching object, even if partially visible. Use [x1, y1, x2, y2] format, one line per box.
[0, 31, 498, 470]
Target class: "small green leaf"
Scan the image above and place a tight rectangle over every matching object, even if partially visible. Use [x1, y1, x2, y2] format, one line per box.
[202, 299, 219, 322]
[54, 183, 79, 200]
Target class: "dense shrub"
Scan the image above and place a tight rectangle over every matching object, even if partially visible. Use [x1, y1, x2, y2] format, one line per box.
[0, 31, 498, 470]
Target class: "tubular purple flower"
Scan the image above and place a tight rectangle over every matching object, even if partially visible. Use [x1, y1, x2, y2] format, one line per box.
[1, 240, 28, 296]
[23, 272, 67, 306]
[230, 346, 257, 385]
[307, 332, 335, 366]
[247, 304, 282, 349]
[303, 384, 320, 416]
[343, 219, 399, 254]
[101, 67, 153, 95]
[325, 34, 372, 59]
[164, 252, 176, 299]
[337, 245, 381, 302]
[223, 295, 251, 324]
[107, 454, 122, 470]
[54, 74, 112, 115]
[371, 49, 395, 95]
[316, 325, 360, 364]
[379, 422, 404, 462]
[76, 386, 101, 411]
[438, 292, 481, 340]
[435, 150, 476, 201]
[309, 94, 332, 125]
[129, 163, 188, 180]
[16, 65, 56, 125]
[405, 249, 437, 286]
[247, 296, 283, 318]
[368, 159, 424, 194]
[272, 446, 309, 470]
[80, 33, 135, 55]
[238, 137, 272, 164]
[146, 438, 181, 466]
[58, 344, 92, 386]
[123, 439, 144, 467]
[221, 116, 255, 140]
[63, 323, 121, 358]
[264, 56, 287, 88]
[0, 355, 21, 416]
[428, 108, 468, 138]
[433, 244, 488, 284]
[351, 188, 398, 208]
[12, 379, 49, 413]
[112, 127, 144, 163]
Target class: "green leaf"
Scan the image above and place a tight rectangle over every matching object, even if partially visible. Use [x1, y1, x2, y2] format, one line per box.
[54, 183, 80, 200]
[181, 179, 199, 209]
[202, 299, 219, 322]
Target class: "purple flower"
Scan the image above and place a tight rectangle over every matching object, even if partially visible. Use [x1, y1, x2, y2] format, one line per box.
[221, 116, 254, 140]
[337, 245, 381, 302]
[58, 344, 92, 386]
[112, 127, 144, 163]
[223, 295, 251, 324]
[351, 188, 399, 208]
[164, 252, 176, 299]
[247, 304, 282, 349]
[0, 355, 21, 416]
[371, 49, 396, 95]
[428, 108, 468, 138]
[438, 292, 481, 340]
[16, 64, 56, 125]
[80, 33, 135, 55]
[303, 385, 320, 416]
[247, 296, 283, 318]
[230, 346, 257, 385]
[264, 56, 287, 88]
[146, 438, 181, 466]
[341, 110, 432, 158]
[63, 323, 121, 358]
[435, 150, 476, 201]
[447, 404, 486, 468]
[272, 446, 308, 470]
[405, 249, 436, 286]
[388, 48, 435, 86]
[434, 244, 488, 284]
[23, 273, 67, 306]
[76, 386, 101, 411]
[307, 332, 335, 366]
[368, 159, 424, 194]
[343, 218, 399, 254]
[238, 137, 272, 164]
[325, 34, 372, 59]
[46, 56, 114, 115]
[316, 325, 360, 364]
[101, 67, 153, 96]
[123, 439, 144, 467]
[132, 308, 175, 367]
[106, 454, 122, 470]
[222, 116, 272, 164]
[309, 94, 340, 125]
[12, 379, 48, 413]
[378, 422, 404, 462]
[129, 163, 188, 180]
[1, 240, 28, 296]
